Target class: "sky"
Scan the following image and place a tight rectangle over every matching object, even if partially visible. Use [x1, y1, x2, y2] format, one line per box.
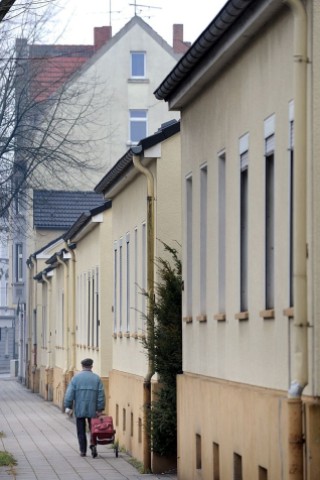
[47, 0, 228, 47]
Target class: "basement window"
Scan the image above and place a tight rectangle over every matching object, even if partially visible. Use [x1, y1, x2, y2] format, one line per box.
[233, 452, 242, 480]
[196, 434, 202, 470]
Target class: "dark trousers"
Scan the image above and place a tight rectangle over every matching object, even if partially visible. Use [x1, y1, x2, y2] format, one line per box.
[76, 417, 94, 453]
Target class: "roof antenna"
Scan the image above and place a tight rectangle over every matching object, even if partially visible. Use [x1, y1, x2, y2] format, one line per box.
[108, 0, 121, 27]
[129, 1, 161, 18]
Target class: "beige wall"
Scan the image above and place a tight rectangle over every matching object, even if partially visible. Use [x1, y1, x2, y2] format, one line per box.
[109, 132, 181, 467]
[177, 373, 290, 479]
[181, 9, 295, 391]
[109, 369, 145, 460]
[30, 207, 113, 410]
[174, 3, 320, 478]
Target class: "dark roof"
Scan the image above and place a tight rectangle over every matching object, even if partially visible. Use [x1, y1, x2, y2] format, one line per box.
[33, 190, 105, 230]
[95, 120, 180, 194]
[154, 0, 266, 102]
[63, 200, 112, 241]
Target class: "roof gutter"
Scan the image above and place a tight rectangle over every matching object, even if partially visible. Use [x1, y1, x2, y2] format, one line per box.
[154, 0, 254, 102]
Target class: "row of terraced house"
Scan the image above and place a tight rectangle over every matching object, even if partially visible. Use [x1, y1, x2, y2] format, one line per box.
[7, 1, 320, 479]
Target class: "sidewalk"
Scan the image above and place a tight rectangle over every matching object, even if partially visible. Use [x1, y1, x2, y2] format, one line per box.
[0, 375, 177, 480]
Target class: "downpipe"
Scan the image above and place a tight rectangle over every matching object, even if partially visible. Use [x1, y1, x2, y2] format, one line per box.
[283, 0, 308, 478]
[132, 145, 155, 473]
[57, 254, 70, 377]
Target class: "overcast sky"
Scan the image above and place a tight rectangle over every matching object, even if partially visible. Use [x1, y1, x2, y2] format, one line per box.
[47, 0, 227, 46]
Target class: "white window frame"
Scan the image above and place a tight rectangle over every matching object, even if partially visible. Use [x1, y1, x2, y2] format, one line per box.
[185, 175, 193, 317]
[130, 51, 146, 78]
[218, 151, 226, 313]
[239, 133, 249, 312]
[200, 164, 207, 315]
[289, 101, 294, 307]
[129, 110, 147, 144]
[264, 115, 275, 310]
[113, 243, 118, 334]
[126, 233, 130, 333]
[15, 243, 23, 282]
[141, 223, 147, 326]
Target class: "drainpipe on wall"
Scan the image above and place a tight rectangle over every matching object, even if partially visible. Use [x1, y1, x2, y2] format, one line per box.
[42, 273, 52, 371]
[64, 243, 76, 373]
[57, 254, 70, 375]
[131, 145, 155, 473]
[284, 1, 308, 479]
[27, 256, 36, 384]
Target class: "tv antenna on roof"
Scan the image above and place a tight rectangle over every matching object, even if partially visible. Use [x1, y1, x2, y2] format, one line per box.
[129, 1, 161, 18]
[108, 0, 121, 27]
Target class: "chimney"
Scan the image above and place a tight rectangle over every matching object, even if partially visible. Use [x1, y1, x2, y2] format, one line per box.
[173, 24, 191, 54]
[94, 26, 112, 50]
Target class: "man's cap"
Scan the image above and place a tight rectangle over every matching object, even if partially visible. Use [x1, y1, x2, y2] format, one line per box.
[81, 358, 93, 367]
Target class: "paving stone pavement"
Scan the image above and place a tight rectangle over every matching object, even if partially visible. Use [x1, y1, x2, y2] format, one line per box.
[0, 375, 177, 480]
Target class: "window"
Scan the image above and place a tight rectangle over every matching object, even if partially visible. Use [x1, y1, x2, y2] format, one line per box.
[233, 453, 242, 480]
[129, 110, 147, 144]
[113, 243, 118, 333]
[126, 233, 130, 333]
[240, 134, 249, 312]
[200, 165, 207, 315]
[95, 267, 100, 348]
[141, 223, 147, 324]
[119, 239, 123, 332]
[131, 412, 134, 437]
[196, 434, 202, 469]
[42, 296, 47, 349]
[259, 466, 268, 480]
[87, 272, 91, 344]
[186, 176, 193, 317]
[213, 442, 220, 480]
[123, 408, 126, 431]
[218, 152, 226, 313]
[61, 290, 65, 346]
[116, 404, 119, 426]
[134, 228, 138, 334]
[264, 115, 275, 310]
[138, 417, 142, 443]
[289, 101, 294, 307]
[15, 243, 23, 282]
[131, 51, 146, 78]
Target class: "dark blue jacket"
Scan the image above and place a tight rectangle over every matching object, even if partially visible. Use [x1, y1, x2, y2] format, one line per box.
[64, 370, 105, 418]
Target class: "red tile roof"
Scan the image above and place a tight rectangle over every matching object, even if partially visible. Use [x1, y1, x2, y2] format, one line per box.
[29, 45, 95, 102]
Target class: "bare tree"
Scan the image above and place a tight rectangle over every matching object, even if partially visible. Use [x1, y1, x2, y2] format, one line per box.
[0, 2, 108, 235]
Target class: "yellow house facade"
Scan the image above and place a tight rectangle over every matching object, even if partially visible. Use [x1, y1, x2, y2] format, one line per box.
[28, 201, 112, 409]
[95, 120, 181, 472]
[155, 1, 320, 479]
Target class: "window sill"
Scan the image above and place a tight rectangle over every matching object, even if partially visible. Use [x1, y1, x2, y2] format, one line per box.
[138, 333, 146, 340]
[214, 313, 226, 322]
[259, 309, 275, 320]
[235, 311, 249, 321]
[128, 78, 149, 84]
[123, 332, 130, 338]
[131, 332, 138, 339]
[283, 307, 294, 318]
[196, 315, 207, 323]
[183, 316, 193, 324]
[112, 333, 117, 339]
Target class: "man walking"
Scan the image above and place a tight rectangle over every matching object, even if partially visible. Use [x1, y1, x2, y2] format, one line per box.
[64, 358, 105, 458]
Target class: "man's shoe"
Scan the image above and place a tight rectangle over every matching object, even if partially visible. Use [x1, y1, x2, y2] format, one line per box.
[90, 445, 97, 458]
[80, 452, 86, 457]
